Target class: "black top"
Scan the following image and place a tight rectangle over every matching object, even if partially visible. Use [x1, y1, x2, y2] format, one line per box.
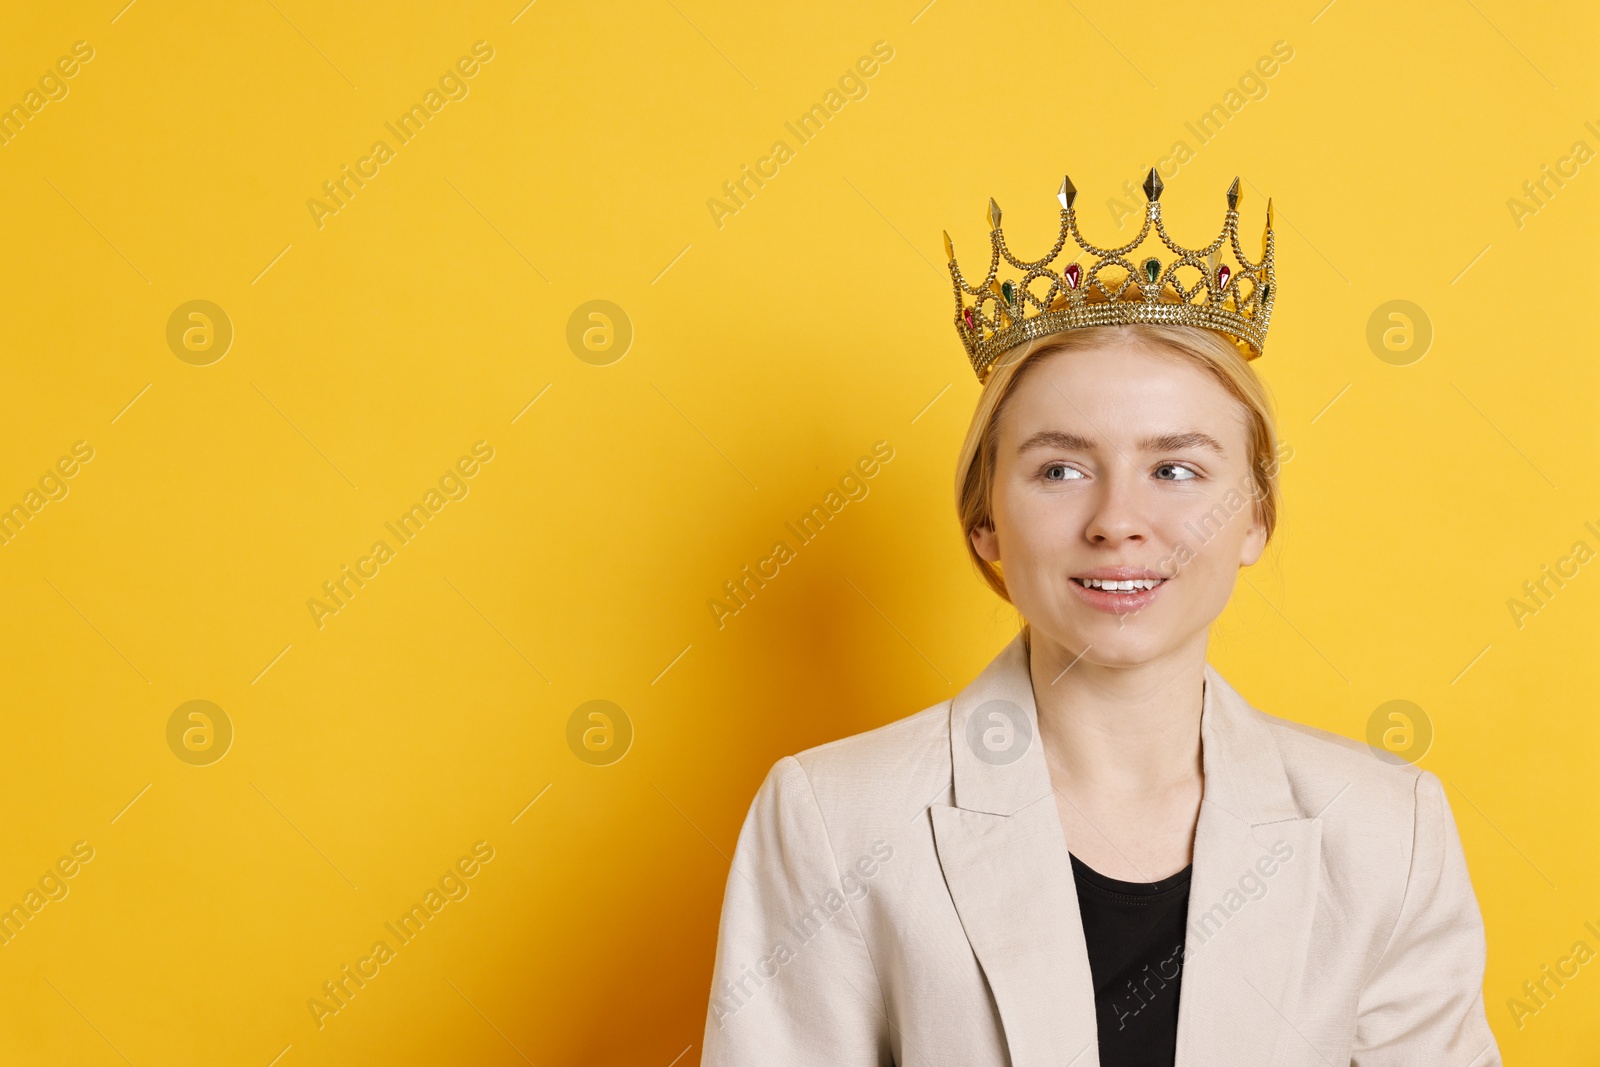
[1070, 853, 1193, 1067]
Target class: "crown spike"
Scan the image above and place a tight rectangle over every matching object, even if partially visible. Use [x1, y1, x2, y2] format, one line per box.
[942, 173, 1276, 380]
[1058, 175, 1077, 210]
[1143, 168, 1164, 202]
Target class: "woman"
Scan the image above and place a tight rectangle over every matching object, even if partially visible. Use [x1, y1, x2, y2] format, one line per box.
[700, 171, 1500, 1066]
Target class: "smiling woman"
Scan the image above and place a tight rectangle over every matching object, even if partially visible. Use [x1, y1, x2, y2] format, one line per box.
[958, 323, 1281, 637]
[701, 171, 1502, 1067]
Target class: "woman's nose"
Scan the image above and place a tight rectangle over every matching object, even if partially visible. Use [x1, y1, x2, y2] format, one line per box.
[1083, 470, 1150, 545]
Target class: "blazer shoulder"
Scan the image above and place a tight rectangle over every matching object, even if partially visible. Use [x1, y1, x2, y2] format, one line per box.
[1249, 706, 1429, 823]
[784, 698, 953, 823]
[1256, 708, 1423, 799]
[1245, 702, 1491, 1001]
[1248, 705, 1440, 905]
[794, 695, 951, 768]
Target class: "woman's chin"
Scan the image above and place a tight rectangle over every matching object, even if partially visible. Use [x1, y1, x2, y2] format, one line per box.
[1030, 619, 1183, 672]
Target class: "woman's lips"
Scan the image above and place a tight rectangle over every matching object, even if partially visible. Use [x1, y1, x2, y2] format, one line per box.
[1068, 575, 1169, 615]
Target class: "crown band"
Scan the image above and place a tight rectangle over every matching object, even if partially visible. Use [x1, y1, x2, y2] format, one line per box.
[945, 170, 1276, 381]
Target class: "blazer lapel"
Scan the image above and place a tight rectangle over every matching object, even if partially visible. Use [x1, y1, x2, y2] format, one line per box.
[1174, 665, 1324, 1066]
[930, 635, 1101, 1067]
[929, 641, 1325, 1067]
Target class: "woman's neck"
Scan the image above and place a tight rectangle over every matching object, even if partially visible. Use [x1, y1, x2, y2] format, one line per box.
[1027, 629, 1208, 795]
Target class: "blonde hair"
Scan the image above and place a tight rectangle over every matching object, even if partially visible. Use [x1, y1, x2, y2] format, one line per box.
[955, 324, 1281, 602]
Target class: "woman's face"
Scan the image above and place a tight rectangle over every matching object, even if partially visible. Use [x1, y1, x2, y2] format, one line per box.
[970, 339, 1268, 670]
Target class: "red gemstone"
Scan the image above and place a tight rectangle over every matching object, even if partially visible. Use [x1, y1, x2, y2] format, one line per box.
[1064, 263, 1081, 289]
[1216, 265, 1231, 287]
[962, 307, 976, 331]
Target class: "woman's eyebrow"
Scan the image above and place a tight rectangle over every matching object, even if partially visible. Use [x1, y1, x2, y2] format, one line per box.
[1139, 431, 1225, 455]
[1015, 429, 1225, 455]
[1016, 429, 1096, 453]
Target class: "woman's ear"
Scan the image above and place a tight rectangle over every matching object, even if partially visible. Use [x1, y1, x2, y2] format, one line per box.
[1238, 507, 1268, 567]
[970, 520, 1000, 563]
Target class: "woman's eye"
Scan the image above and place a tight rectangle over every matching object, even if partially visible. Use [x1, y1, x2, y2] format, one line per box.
[1042, 464, 1083, 481]
[1154, 463, 1197, 481]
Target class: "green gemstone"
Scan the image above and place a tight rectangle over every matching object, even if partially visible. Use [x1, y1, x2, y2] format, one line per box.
[1001, 279, 1015, 305]
[1143, 258, 1161, 284]
[1261, 283, 1271, 302]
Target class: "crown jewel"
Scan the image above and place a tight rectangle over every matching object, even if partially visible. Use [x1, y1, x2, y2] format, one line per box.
[945, 169, 1277, 381]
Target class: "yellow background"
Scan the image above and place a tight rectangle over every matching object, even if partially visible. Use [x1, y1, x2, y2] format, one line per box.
[1, 0, 1595, 1063]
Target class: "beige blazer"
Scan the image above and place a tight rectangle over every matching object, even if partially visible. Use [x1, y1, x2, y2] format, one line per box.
[700, 635, 1500, 1066]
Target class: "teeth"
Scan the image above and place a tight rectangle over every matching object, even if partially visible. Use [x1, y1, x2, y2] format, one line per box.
[1078, 577, 1162, 592]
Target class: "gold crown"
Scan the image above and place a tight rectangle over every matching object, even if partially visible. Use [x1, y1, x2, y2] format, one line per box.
[945, 168, 1276, 381]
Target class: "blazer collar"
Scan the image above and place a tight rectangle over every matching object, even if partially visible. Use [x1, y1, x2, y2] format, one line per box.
[935, 633, 1323, 1067]
[948, 632, 1305, 825]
